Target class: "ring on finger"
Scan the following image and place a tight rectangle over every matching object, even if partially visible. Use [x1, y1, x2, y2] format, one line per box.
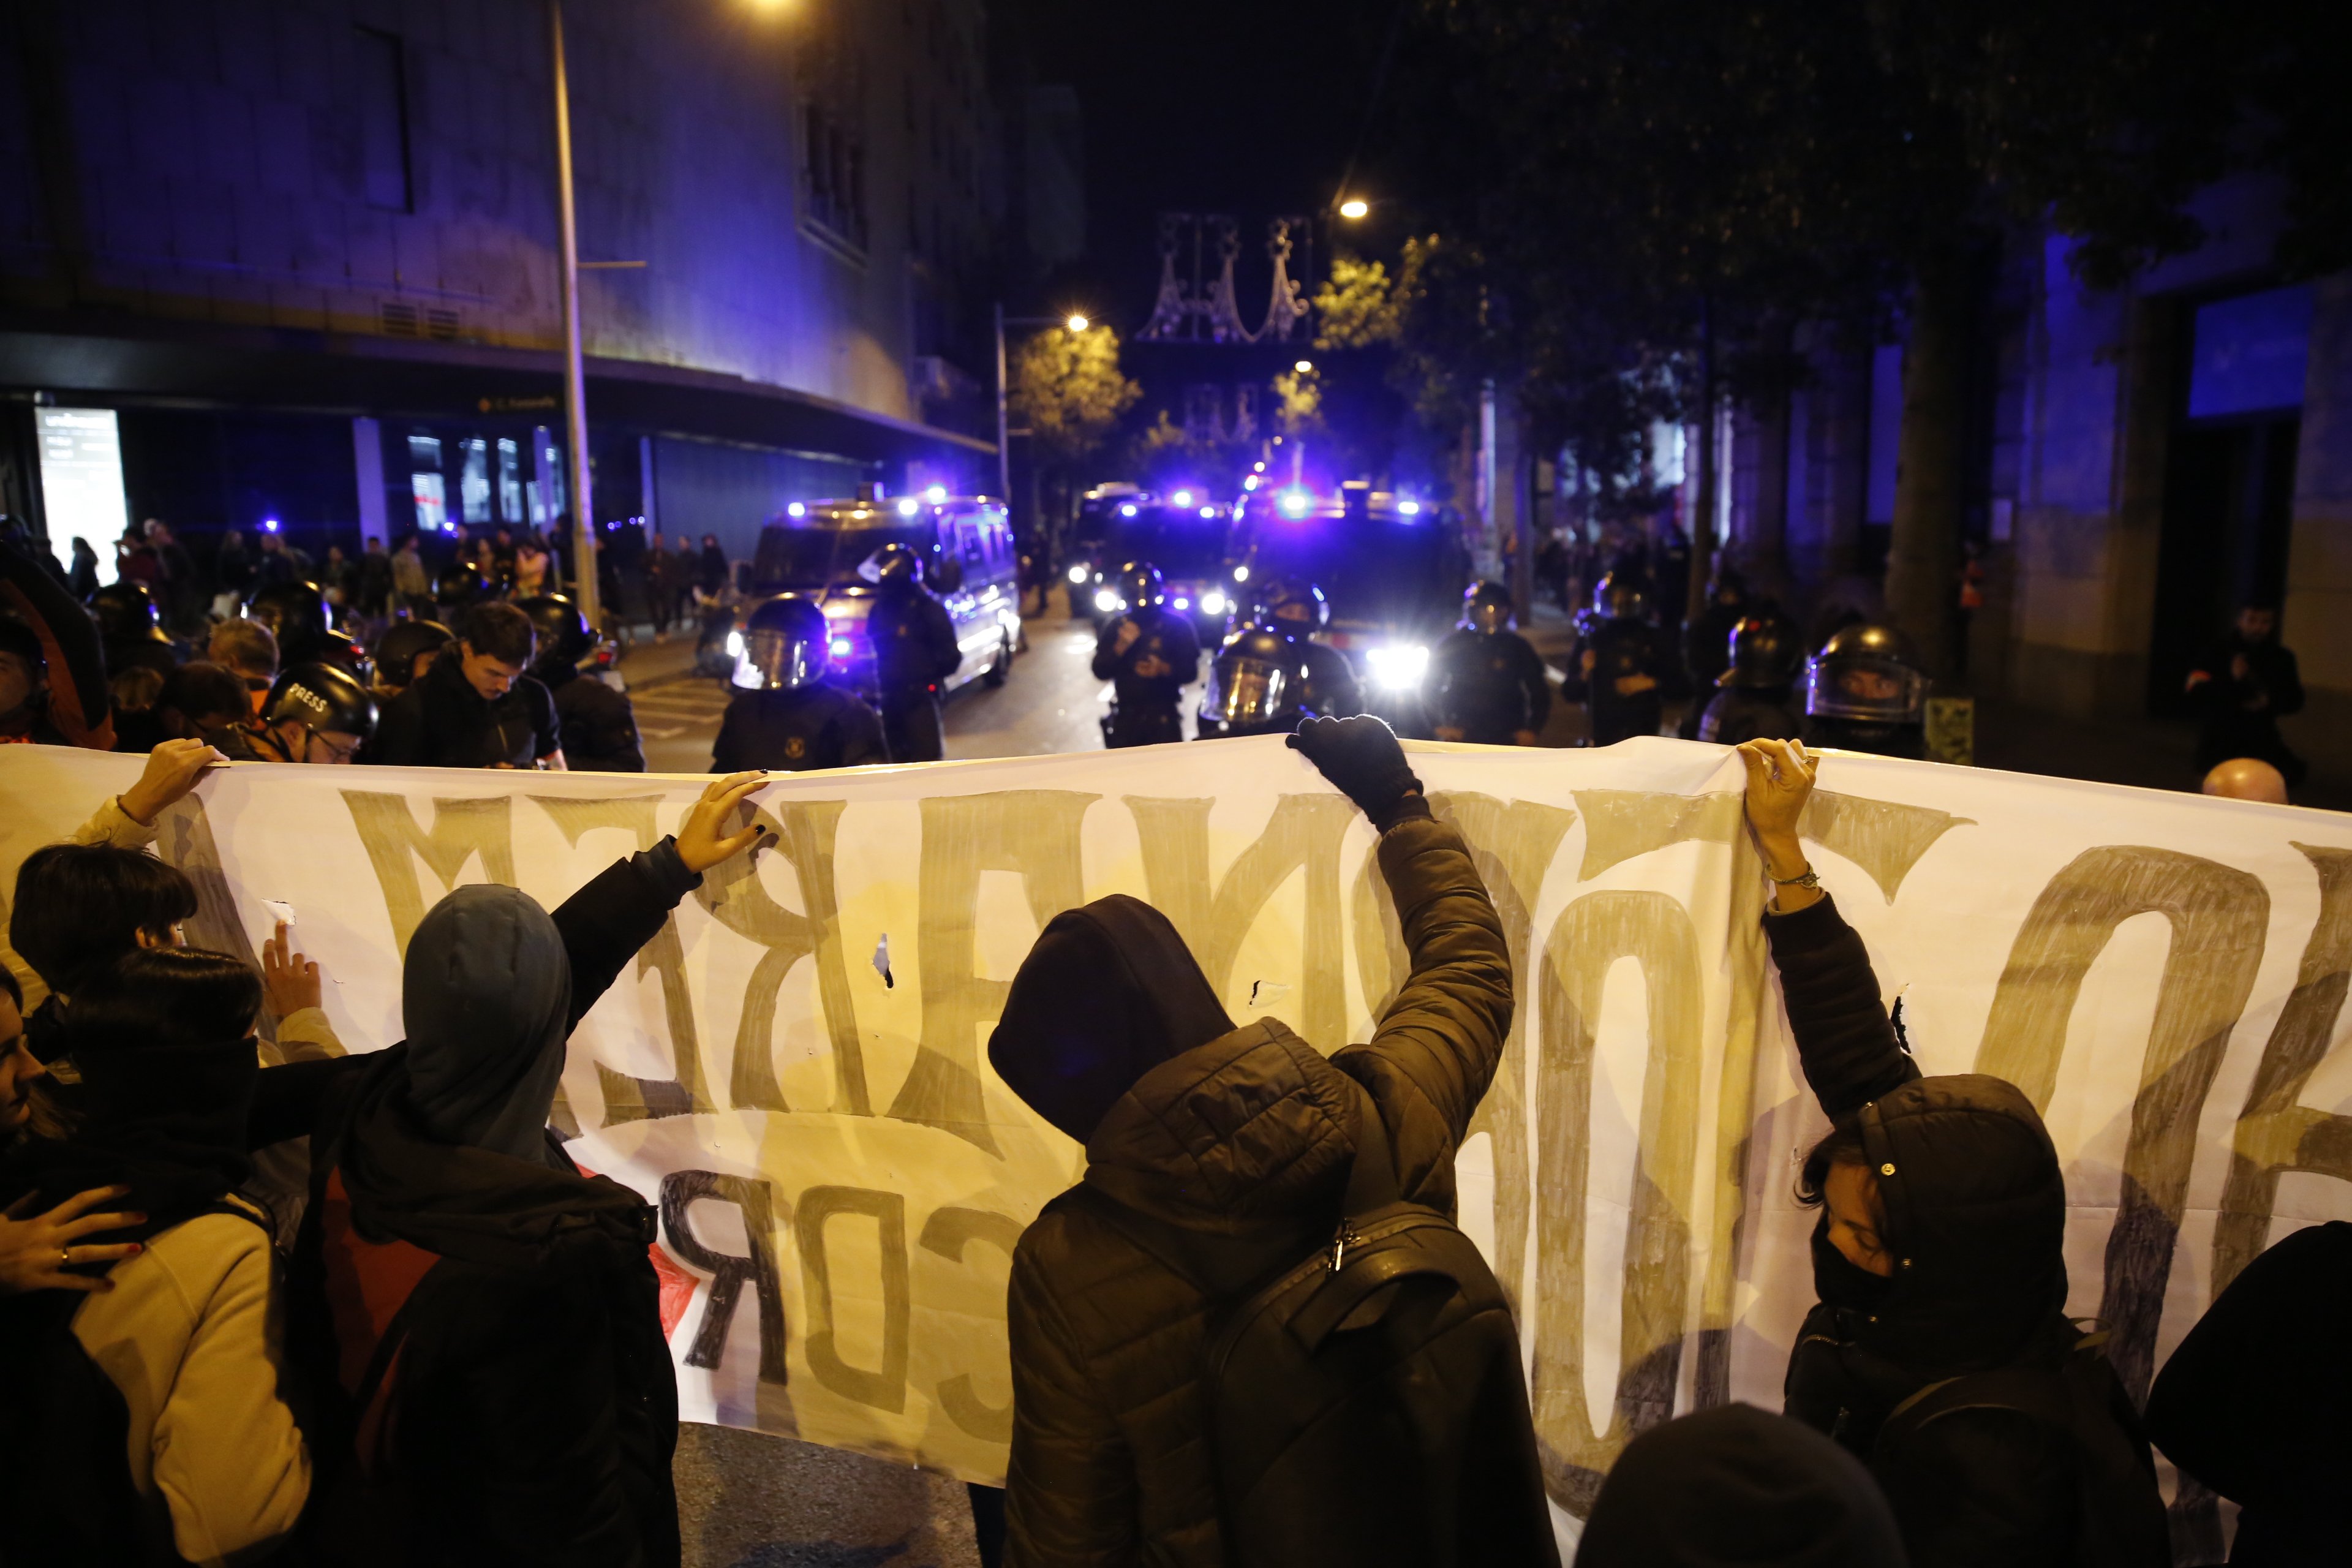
[59, 1246, 72, 1265]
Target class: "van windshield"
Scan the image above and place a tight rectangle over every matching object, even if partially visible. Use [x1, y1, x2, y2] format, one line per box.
[753, 524, 930, 589]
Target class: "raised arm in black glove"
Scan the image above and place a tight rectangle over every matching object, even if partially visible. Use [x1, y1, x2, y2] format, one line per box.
[1287, 713, 1428, 831]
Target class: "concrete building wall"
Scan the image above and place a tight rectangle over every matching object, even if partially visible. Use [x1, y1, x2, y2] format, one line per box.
[2282, 273, 2352, 778]
[1, 0, 1002, 428]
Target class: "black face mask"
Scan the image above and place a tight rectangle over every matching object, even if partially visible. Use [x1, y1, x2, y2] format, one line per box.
[1811, 1222, 1896, 1313]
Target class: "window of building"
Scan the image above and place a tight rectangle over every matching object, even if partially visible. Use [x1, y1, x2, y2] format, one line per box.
[356, 28, 413, 214]
[497, 437, 524, 523]
[459, 437, 491, 524]
[804, 104, 867, 251]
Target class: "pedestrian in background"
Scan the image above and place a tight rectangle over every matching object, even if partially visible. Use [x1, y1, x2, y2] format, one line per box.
[641, 532, 676, 638]
[513, 533, 552, 599]
[696, 533, 729, 598]
[208, 619, 280, 717]
[358, 535, 395, 621]
[391, 534, 432, 617]
[2186, 603, 2304, 789]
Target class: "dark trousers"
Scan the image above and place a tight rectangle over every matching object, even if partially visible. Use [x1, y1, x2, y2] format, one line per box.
[880, 689, 944, 763]
[1105, 703, 1183, 748]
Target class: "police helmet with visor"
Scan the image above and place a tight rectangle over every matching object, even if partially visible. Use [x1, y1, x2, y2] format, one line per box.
[868, 543, 925, 588]
[372, 619, 453, 688]
[244, 581, 331, 644]
[1201, 624, 1300, 729]
[733, 595, 831, 692]
[1460, 581, 1514, 635]
[517, 595, 593, 681]
[1804, 624, 1928, 725]
[1724, 612, 1803, 690]
[1115, 561, 1166, 610]
[1261, 577, 1330, 634]
[88, 582, 169, 644]
[1592, 572, 1650, 623]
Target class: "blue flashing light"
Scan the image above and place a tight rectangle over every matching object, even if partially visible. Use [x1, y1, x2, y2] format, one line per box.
[1276, 488, 1314, 519]
[788, 502, 806, 518]
[262, 517, 281, 533]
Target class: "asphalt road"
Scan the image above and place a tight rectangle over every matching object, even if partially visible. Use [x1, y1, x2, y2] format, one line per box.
[621, 594, 1204, 774]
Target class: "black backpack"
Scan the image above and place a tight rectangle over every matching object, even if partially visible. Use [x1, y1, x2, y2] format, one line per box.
[0, 1202, 276, 1568]
[1069, 1077, 1558, 1568]
[1876, 1328, 2173, 1568]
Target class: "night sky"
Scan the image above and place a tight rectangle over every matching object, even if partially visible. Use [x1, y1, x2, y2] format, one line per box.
[999, 0, 1409, 328]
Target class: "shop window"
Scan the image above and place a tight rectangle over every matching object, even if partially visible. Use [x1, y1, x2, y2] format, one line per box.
[460, 438, 491, 524]
[497, 437, 524, 523]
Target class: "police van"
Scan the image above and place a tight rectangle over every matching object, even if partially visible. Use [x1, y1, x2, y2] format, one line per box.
[716, 496, 1022, 697]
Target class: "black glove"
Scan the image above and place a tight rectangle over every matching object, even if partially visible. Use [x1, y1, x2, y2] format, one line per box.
[1287, 715, 1427, 831]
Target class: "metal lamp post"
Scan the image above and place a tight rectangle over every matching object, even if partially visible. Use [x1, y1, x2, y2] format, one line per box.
[549, 0, 598, 628]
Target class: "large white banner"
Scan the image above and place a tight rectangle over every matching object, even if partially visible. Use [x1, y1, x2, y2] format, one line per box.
[5, 739, 2350, 1542]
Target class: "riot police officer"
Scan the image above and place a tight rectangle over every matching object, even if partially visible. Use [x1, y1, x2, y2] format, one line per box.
[88, 581, 179, 681]
[1429, 581, 1550, 745]
[1803, 622, 1928, 758]
[434, 562, 490, 627]
[520, 594, 644, 772]
[864, 542, 962, 763]
[710, 595, 886, 772]
[371, 619, 453, 700]
[1257, 577, 1362, 717]
[1091, 561, 1200, 748]
[1577, 573, 1665, 747]
[1697, 611, 1806, 745]
[1196, 622, 1310, 739]
[244, 579, 335, 665]
[1678, 565, 1749, 738]
[215, 662, 377, 764]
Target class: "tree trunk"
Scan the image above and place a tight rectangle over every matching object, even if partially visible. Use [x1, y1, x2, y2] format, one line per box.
[1882, 265, 1970, 681]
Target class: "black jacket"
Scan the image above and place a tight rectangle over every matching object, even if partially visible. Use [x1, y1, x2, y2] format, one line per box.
[2188, 636, 2304, 775]
[1697, 685, 1805, 745]
[710, 684, 886, 772]
[2146, 1221, 2352, 1564]
[1428, 628, 1550, 744]
[1092, 609, 1199, 714]
[372, 654, 562, 769]
[867, 586, 962, 695]
[544, 666, 646, 772]
[1579, 618, 1662, 745]
[290, 843, 698, 1567]
[1295, 640, 1363, 719]
[1766, 897, 2166, 1568]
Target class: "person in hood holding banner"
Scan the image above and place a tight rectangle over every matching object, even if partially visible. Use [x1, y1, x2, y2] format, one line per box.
[287, 771, 770, 1568]
[1735, 738, 2168, 1568]
[987, 715, 1554, 1568]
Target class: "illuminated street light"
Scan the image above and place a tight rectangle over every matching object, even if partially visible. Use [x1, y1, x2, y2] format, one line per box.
[1066, 314, 1090, 333]
[925, 484, 948, 503]
[1338, 198, 1370, 220]
[1294, 359, 1313, 374]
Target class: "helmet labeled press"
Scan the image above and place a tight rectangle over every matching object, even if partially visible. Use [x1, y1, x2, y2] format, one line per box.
[262, 662, 379, 756]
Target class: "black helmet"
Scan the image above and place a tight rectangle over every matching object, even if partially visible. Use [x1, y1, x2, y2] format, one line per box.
[869, 542, 924, 588]
[261, 662, 378, 753]
[311, 628, 374, 685]
[372, 619, 453, 688]
[1708, 562, 1749, 603]
[1261, 577, 1330, 634]
[1201, 623, 1299, 729]
[434, 563, 489, 610]
[88, 582, 168, 644]
[1460, 581, 1514, 635]
[1724, 612, 1801, 690]
[246, 580, 330, 639]
[518, 594, 593, 677]
[1805, 624, 1927, 725]
[1114, 561, 1166, 610]
[1592, 571, 1649, 623]
[733, 595, 830, 692]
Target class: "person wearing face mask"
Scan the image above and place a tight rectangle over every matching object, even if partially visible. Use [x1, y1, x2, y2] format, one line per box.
[287, 772, 770, 1567]
[1736, 739, 2167, 1568]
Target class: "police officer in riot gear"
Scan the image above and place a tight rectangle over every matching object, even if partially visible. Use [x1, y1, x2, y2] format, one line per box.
[88, 581, 180, 681]
[520, 594, 644, 772]
[1678, 564, 1750, 737]
[1257, 576, 1362, 718]
[434, 563, 490, 626]
[1429, 581, 1550, 745]
[1091, 561, 1200, 747]
[1576, 572, 1665, 747]
[371, 619, 453, 700]
[1803, 622, 1928, 758]
[710, 595, 886, 773]
[1697, 611, 1806, 745]
[864, 542, 962, 763]
[216, 662, 377, 764]
[245, 580, 335, 665]
[1196, 622, 1310, 740]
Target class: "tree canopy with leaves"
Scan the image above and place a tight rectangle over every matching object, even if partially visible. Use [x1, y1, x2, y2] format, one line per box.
[1008, 322, 1142, 467]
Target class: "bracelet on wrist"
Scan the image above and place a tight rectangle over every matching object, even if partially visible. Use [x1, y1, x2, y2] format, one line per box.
[1770, 865, 1821, 891]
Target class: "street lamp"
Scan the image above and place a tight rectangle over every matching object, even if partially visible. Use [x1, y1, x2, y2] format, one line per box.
[1338, 198, 1370, 220]
[1294, 359, 1314, 374]
[994, 307, 1089, 513]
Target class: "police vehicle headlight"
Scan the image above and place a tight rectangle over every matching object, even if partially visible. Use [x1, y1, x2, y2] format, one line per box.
[1232, 565, 1249, 582]
[1201, 589, 1227, 616]
[725, 630, 745, 657]
[1366, 643, 1429, 690]
[1173, 596, 1191, 611]
[1067, 564, 1088, 583]
[829, 638, 853, 657]
[1093, 589, 1121, 613]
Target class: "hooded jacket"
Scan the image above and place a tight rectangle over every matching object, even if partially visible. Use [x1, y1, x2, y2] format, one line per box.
[1575, 1402, 1907, 1568]
[1765, 897, 2165, 1568]
[290, 840, 701, 1567]
[2144, 1220, 2352, 1564]
[989, 808, 1519, 1568]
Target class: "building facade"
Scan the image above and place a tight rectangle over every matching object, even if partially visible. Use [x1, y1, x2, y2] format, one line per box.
[0, 0, 1009, 575]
